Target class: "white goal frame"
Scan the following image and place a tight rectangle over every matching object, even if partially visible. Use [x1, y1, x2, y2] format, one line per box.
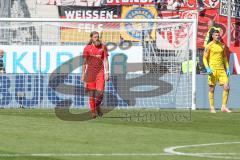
[0, 18, 197, 110]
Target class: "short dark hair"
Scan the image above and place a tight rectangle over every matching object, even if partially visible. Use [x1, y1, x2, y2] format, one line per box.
[207, 29, 220, 44]
[212, 29, 220, 34]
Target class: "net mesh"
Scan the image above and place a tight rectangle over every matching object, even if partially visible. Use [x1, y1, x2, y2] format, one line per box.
[0, 20, 194, 109]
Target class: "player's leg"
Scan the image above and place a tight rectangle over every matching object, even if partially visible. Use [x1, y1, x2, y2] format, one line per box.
[208, 85, 216, 113]
[95, 75, 105, 117]
[85, 83, 97, 118]
[95, 90, 104, 117]
[219, 70, 231, 113]
[208, 71, 217, 113]
[89, 90, 97, 118]
[221, 83, 231, 112]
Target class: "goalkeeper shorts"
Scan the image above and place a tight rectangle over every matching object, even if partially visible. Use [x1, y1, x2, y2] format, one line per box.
[208, 69, 229, 86]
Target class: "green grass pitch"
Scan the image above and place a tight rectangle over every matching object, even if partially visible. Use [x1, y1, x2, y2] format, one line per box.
[0, 109, 240, 160]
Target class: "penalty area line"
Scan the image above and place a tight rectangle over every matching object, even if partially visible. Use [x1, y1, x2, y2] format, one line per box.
[164, 142, 240, 159]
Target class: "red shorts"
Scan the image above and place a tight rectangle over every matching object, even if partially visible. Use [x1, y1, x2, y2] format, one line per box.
[85, 74, 105, 92]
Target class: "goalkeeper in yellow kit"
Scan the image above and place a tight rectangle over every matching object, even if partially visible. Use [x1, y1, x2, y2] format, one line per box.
[203, 29, 231, 113]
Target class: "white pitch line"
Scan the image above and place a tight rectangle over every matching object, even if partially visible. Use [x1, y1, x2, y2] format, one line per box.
[1, 142, 240, 158]
[196, 153, 237, 155]
[0, 153, 172, 157]
[164, 141, 240, 159]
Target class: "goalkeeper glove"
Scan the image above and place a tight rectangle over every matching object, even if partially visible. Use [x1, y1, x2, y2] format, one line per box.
[226, 68, 230, 77]
[206, 67, 213, 75]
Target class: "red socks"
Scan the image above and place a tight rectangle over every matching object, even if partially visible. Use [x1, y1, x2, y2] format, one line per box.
[89, 97, 95, 113]
[89, 94, 103, 113]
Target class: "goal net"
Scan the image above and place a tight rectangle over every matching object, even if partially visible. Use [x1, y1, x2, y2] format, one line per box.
[0, 18, 197, 110]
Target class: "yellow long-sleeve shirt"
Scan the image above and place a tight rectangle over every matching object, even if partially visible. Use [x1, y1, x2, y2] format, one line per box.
[203, 41, 229, 70]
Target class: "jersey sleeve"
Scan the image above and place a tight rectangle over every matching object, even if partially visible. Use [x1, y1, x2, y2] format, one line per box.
[203, 43, 212, 68]
[83, 46, 89, 58]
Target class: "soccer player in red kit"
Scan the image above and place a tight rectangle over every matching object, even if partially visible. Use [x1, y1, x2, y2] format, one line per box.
[82, 31, 109, 118]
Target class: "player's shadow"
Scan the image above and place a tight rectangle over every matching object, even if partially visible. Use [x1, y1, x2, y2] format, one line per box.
[54, 85, 120, 121]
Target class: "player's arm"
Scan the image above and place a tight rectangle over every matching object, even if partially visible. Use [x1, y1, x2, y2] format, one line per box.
[203, 47, 210, 68]
[82, 47, 88, 81]
[82, 58, 87, 81]
[103, 44, 109, 81]
[104, 58, 109, 81]
[203, 46, 213, 74]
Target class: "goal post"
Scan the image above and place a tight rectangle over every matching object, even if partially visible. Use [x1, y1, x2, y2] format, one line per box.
[0, 18, 197, 110]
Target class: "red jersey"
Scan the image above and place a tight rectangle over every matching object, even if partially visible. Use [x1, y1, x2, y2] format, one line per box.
[83, 43, 108, 59]
[83, 44, 109, 83]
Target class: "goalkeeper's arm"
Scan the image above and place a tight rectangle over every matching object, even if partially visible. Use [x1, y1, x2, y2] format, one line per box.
[223, 45, 229, 69]
[203, 47, 213, 74]
[203, 48, 210, 68]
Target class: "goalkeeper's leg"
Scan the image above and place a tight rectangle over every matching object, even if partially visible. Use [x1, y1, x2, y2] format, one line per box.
[219, 72, 231, 113]
[208, 73, 217, 113]
[221, 83, 231, 113]
[208, 85, 216, 113]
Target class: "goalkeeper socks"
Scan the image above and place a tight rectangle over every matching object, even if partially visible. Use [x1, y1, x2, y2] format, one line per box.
[208, 91, 214, 109]
[89, 97, 96, 112]
[222, 90, 229, 108]
[96, 94, 103, 107]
